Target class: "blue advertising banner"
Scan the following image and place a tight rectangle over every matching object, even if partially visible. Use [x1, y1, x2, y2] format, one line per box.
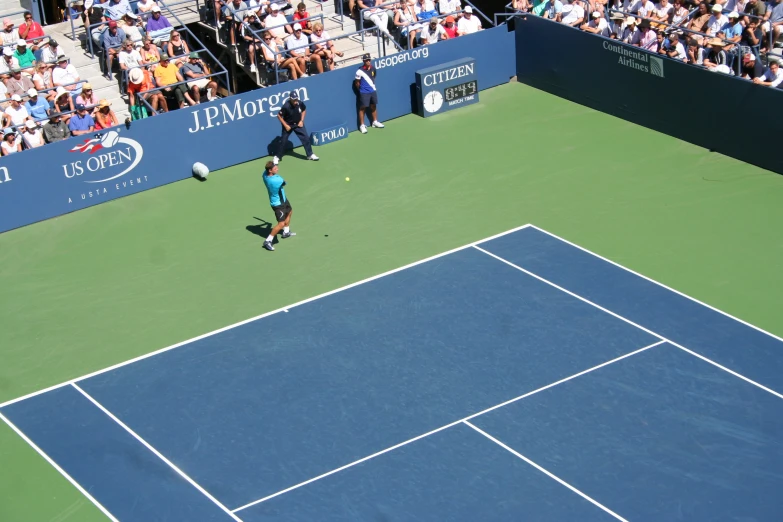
[514, 15, 783, 175]
[0, 25, 515, 234]
[310, 122, 349, 146]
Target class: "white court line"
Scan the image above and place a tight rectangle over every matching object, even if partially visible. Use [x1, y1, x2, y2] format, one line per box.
[0, 411, 120, 522]
[232, 340, 664, 513]
[473, 246, 783, 400]
[71, 384, 244, 522]
[529, 225, 783, 345]
[0, 224, 533, 411]
[462, 421, 630, 522]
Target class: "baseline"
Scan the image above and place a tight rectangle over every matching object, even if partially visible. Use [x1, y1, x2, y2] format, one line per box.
[71, 384, 242, 522]
[0, 224, 533, 410]
[472, 245, 783, 401]
[0, 412, 120, 522]
[232, 340, 664, 513]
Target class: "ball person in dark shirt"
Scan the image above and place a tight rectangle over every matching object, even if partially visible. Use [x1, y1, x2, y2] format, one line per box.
[273, 91, 319, 164]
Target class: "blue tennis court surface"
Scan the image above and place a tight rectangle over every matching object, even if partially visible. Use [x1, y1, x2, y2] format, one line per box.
[2, 224, 782, 522]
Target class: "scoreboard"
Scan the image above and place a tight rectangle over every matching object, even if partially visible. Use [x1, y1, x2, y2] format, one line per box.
[415, 57, 479, 117]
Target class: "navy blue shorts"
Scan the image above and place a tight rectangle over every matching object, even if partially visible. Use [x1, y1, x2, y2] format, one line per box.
[357, 91, 378, 109]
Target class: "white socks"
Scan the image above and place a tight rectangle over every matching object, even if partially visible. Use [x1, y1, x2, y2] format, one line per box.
[283, 226, 289, 234]
[266, 235, 274, 242]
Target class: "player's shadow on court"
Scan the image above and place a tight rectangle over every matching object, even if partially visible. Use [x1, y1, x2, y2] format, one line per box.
[266, 137, 308, 161]
[246, 217, 275, 243]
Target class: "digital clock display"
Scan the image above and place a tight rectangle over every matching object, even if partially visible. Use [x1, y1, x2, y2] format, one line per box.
[444, 80, 478, 102]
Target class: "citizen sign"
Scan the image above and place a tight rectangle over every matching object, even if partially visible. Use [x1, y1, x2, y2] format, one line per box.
[422, 62, 475, 87]
[188, 87, 309, 133]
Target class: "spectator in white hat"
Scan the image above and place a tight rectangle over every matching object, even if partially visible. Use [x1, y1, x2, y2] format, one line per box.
[285, 23, 310, 75]
[24, 88, 50, 121]
[581, 10, 607, 32]
[137, 0, 159, 18]
[146, 5, 172, 35]
[4, 93, 31, 128]
[457, 5, 482, 34]
[740, 51, 764, 78]
[264, 4, 292, 44]
[21, 119, 43, 148]
[0, 47, 20, 75]
[14, 39, 36, 74]
[122, 12, 144, 44]
[705, 3, 728, 35]
[51, 87, 74, 124]
[1, 128, 20, 155]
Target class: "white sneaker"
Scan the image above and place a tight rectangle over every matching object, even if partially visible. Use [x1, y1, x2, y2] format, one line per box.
[308, 154, 319, 161]
[359, 124, 367, 134]
[273, 156, 280, 165]
[250, 63, 257, 73]
[371, 120, 384, 128]
[206, 88, 215, 101]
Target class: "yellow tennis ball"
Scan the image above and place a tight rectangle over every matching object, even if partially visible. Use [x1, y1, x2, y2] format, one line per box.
[345, 177, 350, 182]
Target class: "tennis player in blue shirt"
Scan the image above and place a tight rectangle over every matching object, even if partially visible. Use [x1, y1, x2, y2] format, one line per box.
[262, 160, 295, 251]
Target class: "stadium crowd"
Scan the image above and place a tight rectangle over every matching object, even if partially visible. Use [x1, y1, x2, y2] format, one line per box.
[512, 0, 783, 85]
[0, 0, 228, 155]
[0, 0, 489, 156]
[215, 0, 486, 81]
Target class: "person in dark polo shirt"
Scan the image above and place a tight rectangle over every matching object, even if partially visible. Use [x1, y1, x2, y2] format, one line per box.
[43, 112, 71, 143]
[273, 90, 318, 164]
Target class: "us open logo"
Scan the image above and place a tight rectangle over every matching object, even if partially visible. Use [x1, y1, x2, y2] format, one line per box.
[63, 130, 144, 183]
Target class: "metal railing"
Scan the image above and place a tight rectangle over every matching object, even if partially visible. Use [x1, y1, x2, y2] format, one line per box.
[135, 70, 224, 115]
[397, 8, 463, 48]
[257, 26, 389, 85]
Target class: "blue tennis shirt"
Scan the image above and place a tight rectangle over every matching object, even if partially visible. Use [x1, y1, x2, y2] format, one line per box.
[263, 173, 286, 206]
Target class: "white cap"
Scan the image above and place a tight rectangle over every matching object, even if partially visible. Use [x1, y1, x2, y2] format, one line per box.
[151, 5, 161, 11]
[10, 94, 21, 101]
[591, 11, 600, 18]
[464, 5, 472, 12]
[125, 11, 138, 18]
[728, 11, 739, 17]
[27, 88, 37, 97]
[56, 86, 67, 96]
[16, 39, 26, 47]
[293, 22, 302, 30]
[271, 3, 280, 9]
[25, 120, 36, 129]
[625, 15, 635, 24]
[3, 47, 12, 56]
[84, 0, 94, 8]
[711, 3, 722, 11]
